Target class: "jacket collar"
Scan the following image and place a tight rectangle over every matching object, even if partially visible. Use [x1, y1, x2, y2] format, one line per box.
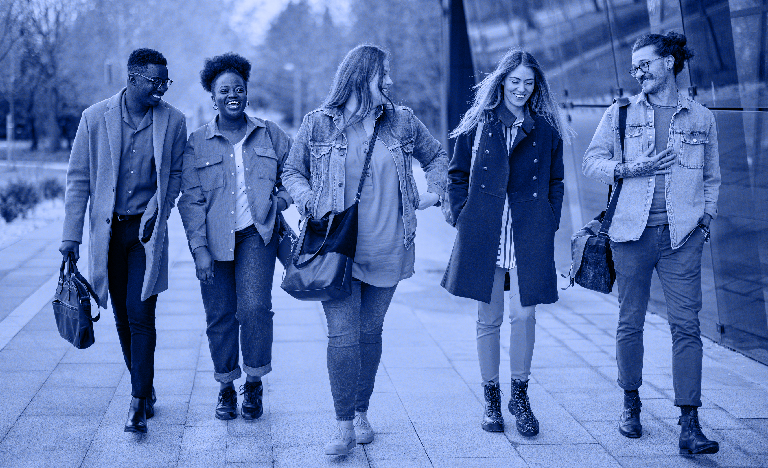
[320, 104, 386, 131]
[493, 103, 534, 134]
[204, 113, 265, 140]
[633, 90, 692, 111]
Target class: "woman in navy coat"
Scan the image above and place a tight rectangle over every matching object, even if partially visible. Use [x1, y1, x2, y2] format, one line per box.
[442, 49, 569, 437]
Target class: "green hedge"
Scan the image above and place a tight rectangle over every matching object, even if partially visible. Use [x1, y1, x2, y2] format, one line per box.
[0, 178, 64, 223]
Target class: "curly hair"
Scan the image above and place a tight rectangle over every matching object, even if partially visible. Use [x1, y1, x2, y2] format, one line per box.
[632, 32, 694, 76]
[199, 53, 252, 93]
[127, 48, 167, 73]
[450, 48, 571, 143]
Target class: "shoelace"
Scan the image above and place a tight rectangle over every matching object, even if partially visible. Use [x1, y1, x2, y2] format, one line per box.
[485, 386, 503, 414]
[239, 383, 260, 397]
[354, 415, 371, 430]
[219, 388, 237, 403]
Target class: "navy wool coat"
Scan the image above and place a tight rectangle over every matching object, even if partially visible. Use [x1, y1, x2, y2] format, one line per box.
[441, 105, 564, 306]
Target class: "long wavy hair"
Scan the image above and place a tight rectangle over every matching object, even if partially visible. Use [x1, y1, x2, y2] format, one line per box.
[450, 49, 571, 143]
[322, 44, 391, 131]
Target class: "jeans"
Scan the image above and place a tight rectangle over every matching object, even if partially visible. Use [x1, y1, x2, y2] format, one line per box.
[108, 215, 157, 399]
[200, 224, 276, 383]
[322, 280, 397, 421]
[477, 266, 536, 386]
[611, 224, 706, 407]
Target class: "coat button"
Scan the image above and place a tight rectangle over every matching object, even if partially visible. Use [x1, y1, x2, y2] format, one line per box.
[481, 184, 486, 189]
[533, 159, 538, 163]
[532, 142, 536, 146]
[485, 149, 489, 154]
[206, 162, 210, 165]
[483, 166, 487, 171]
[532, 176, 537, 180]
[106, 218, 110, 224]
[338, 182, 343, 187]
[533, 193, 538, 197]
[488, 133, 492, 137]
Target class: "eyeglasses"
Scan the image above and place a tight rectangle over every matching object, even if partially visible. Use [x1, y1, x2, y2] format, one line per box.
[629, 57, 666, 77]
[130, 72, 173, 88]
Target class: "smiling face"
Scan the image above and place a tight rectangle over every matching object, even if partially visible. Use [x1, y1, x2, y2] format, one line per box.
[369, 59, 393, 107]
[211, 71, 247, 121]
[128, 63, 169, 109]
[503, 65, 535, 115]
[631, 45, 673, 96]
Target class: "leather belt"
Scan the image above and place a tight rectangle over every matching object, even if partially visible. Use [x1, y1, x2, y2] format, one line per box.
[113, 213, 142, 222]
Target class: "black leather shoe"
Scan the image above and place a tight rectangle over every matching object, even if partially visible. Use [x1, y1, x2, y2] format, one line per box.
[124, 397, 148, 433]
[508, 379, 539, 437]
[215, 387, 238, 420]
[619, 391, 642, 438]
[679, 408, 719, 454]
[240, 381, 263, 420]
[481, 382, 504, 432]
[146, 387, 157, 419]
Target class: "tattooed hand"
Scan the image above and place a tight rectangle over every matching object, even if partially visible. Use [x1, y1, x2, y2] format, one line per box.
[614, 143, 675, 180]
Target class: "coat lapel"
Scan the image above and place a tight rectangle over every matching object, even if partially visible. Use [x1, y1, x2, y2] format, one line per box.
[152, 103, 169, 180]
[105, 92, 124, 187]
[508, 109, 534, 155]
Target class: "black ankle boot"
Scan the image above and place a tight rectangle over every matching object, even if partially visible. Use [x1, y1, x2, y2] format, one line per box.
[240, 380, 264, 420]
[619, 390, 642, 438]
[481, 382, 504, 432]
[679, 407, 719, 454]
[508, 379, 539, 437]
[124, 397, 147, 433]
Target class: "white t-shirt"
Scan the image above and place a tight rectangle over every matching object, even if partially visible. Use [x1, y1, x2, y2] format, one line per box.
[233, 135, 253, 231]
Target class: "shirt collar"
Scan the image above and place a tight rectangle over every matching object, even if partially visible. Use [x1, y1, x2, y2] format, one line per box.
[635, 90, 691, 112]
[121, 90, 153, 131]
[204, 113, 264, 140]
[494, 103, 532, 132]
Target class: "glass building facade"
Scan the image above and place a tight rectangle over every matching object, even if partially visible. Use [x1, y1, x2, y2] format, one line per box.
[455, 0, 768, 364]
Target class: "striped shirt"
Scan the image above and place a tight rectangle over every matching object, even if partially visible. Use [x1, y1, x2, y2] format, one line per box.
[497, 114, 524, 269]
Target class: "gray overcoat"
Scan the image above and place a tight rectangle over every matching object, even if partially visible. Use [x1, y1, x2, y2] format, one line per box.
[62, 89, 187, 308]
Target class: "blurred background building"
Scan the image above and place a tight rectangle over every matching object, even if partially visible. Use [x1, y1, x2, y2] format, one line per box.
[447, 0, 768, 365]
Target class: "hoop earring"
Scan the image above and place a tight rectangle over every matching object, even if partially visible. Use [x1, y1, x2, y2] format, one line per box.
[213, 103, 218, 110]
[246, 100, 250, 107]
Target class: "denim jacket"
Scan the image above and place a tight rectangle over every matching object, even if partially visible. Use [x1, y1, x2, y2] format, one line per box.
[282, 105, 448, 249]
[177, 115, 292, 261]
[583, 92, 720, 249]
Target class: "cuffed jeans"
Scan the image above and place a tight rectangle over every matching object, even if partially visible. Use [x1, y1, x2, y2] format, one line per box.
[200, 225, 276, 383]
[611, 224, 706, 407]
[108, 215, 157, 399]
[477, 266, 536, 386]
[322, 280, 397, 421]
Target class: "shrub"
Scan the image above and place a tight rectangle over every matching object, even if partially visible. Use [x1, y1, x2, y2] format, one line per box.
[0, 180, 41, 223]
[40, 177, 65, 200]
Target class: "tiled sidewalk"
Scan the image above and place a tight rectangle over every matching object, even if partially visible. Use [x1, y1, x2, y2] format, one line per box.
[0, 207, 766, 467]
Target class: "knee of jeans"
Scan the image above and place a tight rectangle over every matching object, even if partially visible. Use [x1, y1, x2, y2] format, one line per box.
[359, 330, 382, 345]
[328, 330, 360, 348]
[236, 300, 274, 323]
[509, 305, 535, 323]
[669, 318, 702, 341]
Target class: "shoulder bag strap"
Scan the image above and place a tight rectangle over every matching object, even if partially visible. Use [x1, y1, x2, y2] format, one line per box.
[354, 118, 381, 203]
[599, 100, 628, 236]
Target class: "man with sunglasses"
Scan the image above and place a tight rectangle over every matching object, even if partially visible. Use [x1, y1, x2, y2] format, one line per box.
[583, 32, 721, 455]
[60, 48, 186, 434]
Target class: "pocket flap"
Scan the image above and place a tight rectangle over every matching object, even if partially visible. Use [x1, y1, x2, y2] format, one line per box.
[311, 143, 332, 158]
[194, 152, 223, 168]
[681, 131, 708, 145]
[253, 146, 278, 159]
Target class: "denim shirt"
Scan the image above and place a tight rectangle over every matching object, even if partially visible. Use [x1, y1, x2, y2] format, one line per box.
[583, 92, 720, 249]
[282, 105, 448, 250]
[178, 115, 292, 260]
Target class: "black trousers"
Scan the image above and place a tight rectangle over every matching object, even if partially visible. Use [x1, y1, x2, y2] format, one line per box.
[107, 215, 157, 399]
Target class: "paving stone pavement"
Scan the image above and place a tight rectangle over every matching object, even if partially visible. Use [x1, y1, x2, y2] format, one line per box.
[0, 205, 767, 468]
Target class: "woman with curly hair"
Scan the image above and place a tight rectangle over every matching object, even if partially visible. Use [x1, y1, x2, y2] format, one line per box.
[178, 52, 292, 421]
[282, 44, 448, 456]
[442, 48, 570, 437]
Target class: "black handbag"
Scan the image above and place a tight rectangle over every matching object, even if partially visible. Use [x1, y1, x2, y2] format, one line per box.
[571, 99, 628, 294]
[275, 212, 298, 268]
[280, 121, 380, 301]
[52, 253, 100, 349]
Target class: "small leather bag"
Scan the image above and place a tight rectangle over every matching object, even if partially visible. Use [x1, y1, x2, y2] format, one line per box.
[52, 253, 100, 349]
[280, 121, 380, 301]
[275, 212, 298, 269]
[569, 99, 628, 294]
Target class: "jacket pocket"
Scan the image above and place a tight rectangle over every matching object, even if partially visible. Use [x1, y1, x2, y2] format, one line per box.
[622, 125, 644, 161]
[194, 153, 224, 192]
[309, 142, 331, 191]
[678, 131, 707, 169]
[253, 146, 278, 181]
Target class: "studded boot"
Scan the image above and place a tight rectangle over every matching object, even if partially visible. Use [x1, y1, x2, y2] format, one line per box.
[678, 407, 719, 455]
[619, 390, 642, 438]
[481, 382, 504, 432]
[508, 379, 539, 437]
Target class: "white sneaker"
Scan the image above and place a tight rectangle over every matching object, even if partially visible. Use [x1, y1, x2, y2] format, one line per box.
[353, 412, 375, 444]
[324, 424, 355, 456]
